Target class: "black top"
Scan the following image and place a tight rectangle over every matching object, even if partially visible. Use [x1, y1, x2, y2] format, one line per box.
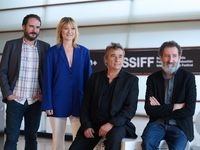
[95, 76, 118, 126]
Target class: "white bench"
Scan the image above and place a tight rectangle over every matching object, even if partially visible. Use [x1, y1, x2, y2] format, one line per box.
[95, 137, 190, 150]
[121, 137, 168, 150]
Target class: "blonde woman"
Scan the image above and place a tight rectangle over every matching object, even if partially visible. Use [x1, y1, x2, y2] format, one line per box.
[42, 17, 92, 150]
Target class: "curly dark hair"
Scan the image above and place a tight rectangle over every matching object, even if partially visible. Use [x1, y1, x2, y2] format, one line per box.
[159, 40, 182, 56]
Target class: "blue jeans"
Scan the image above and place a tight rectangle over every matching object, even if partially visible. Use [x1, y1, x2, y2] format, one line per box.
[4, 100, 42, 150]
[141, 122, 187, 150]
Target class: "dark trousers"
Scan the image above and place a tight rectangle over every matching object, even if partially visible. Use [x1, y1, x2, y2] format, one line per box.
[69, 125, 127, 150]
[4, 100, 42, 150]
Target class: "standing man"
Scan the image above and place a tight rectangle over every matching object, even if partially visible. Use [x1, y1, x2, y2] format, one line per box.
[69, 42, 138, 150]
[0, 14, 50, 150]
[141, 41, 196, 150]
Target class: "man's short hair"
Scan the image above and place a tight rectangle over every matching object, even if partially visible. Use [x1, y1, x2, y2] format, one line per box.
[104, 42, 125, 66]
[105, 42, 125, 58]
[158, 40, 182, 57]
[22, 14, 41, 26]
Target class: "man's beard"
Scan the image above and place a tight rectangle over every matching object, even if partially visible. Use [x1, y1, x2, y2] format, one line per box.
[162, 61, 180, 74]
[24, 31, 38, 41]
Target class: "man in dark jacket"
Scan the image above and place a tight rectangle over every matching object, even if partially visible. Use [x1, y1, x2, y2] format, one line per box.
[69, 42, 139, 150]
[141, 41, 196, 150]
[0, 14, 50, 150]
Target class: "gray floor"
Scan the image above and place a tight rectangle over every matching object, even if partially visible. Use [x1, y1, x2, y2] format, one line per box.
[4, 134, 72, 150]
[18, 136, 72, 150]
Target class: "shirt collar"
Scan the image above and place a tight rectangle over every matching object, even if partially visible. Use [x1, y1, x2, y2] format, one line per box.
[23, 38, 37, 47]
[106, 69, 123, 79]
[162, 69, 177, 80]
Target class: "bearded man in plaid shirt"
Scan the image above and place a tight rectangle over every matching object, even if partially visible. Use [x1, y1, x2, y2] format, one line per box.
[0, 14, 50, 150]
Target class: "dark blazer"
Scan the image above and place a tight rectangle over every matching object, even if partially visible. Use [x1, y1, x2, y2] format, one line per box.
[145, 68, 196, 142]
[0, 37, 50, 101]
[80, 69, 138, 138]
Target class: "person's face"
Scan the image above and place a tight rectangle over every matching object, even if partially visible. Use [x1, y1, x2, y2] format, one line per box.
[61, 23, 76, 42]
[23, 17, 40, 41]
[105, 48, 124, 71]
[159, 46, 181, 75]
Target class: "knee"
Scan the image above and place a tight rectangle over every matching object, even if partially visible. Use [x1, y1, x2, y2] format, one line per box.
[141, 138, 159, 149]
[6, 133, 19, 143]
[106, 130, 124, 145]
[141, 139, 150, 148]
[5, 137, 18, 144]
[106, 135, 121, 143]
[25, 132, 37, 142]
[104, 135, 122, 150]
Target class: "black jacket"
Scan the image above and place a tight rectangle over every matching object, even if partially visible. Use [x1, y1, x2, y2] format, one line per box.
[145, 68, 196, 141]
[80, 69, 139, 138]
[0, 37, 50, 101]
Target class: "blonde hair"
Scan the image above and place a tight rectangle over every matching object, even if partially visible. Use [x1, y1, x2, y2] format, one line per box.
[56, 17, 79, 47]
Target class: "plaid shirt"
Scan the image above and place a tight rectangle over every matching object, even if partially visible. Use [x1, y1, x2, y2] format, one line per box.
[13, 39, 40, 105]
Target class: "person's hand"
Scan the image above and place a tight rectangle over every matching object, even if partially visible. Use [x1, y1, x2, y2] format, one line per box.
[173, 103, 185, 111]
[149, 96, 160, 106]
[84, 128, 95, 138]
[7, 94, 20, 101]
[45, 110, 53, 115]
[99, 123, 114, 137]
[32, 94, 42, 102]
